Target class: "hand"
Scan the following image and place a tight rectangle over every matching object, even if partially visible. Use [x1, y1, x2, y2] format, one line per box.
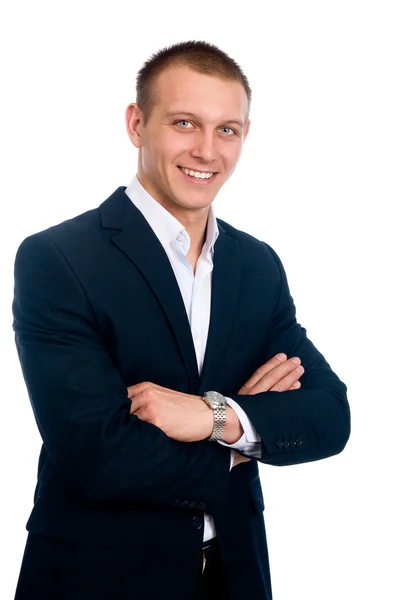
[231, 354, 304, 468]
[238, 353, 304, 396]
[232, 450, 251, 467]
[127, 382, 213, 443]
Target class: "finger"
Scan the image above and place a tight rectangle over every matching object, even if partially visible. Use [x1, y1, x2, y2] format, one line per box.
[239, 353, 287, 393]
[244, 358, 303, 396]
[129, 396, 139, 413]
[269, 365, 304, 392]
[129, 390, 146, 414]
[127, 381, 155, 398]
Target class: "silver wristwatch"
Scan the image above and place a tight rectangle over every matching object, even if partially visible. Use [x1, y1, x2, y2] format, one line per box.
[202, 391, 227, 441]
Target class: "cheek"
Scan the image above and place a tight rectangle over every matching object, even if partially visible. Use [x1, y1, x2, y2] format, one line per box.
[226, 145, 243, 170]
[228, 141, 243, 161]
[158, 132, 186, 157]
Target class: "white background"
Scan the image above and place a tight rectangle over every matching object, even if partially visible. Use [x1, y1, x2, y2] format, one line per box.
[1, 1, 400, 598]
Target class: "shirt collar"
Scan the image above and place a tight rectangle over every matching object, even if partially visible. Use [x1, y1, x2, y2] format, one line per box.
[124, 174, 219, 256]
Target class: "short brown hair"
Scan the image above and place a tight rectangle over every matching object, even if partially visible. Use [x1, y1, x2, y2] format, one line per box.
[135, 40, 252, 125]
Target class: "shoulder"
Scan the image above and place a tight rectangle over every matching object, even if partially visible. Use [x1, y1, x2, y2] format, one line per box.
[24, 206, 100, 247]
[15, 186, 127, 258]
[216, 217, 284, 275]
[14, 194, 110, 264]
[13, 205, 101, 281]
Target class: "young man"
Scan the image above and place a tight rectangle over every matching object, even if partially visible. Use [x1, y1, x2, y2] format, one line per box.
[12, 41, 350, 600]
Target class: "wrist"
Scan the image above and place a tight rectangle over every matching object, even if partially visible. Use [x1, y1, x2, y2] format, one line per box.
[221, 406, 244, 444]
[201, 391, 228, 441]
[199, 396, 215, 439]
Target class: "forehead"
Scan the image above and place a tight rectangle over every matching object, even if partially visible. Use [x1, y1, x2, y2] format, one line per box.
[152, 65, 248, 121]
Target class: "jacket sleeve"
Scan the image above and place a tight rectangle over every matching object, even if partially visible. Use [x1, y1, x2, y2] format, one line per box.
[229, 243, 351, 466]
[12, 233, 231, 514]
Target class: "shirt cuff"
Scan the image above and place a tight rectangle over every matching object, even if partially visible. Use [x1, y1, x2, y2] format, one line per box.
[225, 397, 261, 443]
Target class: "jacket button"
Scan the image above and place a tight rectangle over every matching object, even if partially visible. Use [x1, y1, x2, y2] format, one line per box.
[189, 501, 198, 509]
[276, 440, 283, 449]
[181, 500, 189, 508]
[283, 440, 290, 449]
[192, 517, 203, 530]
[289, 439, 296, 448]
[197, 502, 206, 510]
[173, 500, 181, 507]
[295, 437, 303, 446]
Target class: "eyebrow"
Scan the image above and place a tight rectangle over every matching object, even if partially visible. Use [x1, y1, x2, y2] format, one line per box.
[165, 110, 244, 129]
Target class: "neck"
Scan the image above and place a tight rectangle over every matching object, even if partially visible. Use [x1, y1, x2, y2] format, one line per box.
[136, 171, 211, 258]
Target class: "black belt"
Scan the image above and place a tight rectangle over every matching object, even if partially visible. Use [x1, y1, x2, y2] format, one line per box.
[202, 537, 218, 551]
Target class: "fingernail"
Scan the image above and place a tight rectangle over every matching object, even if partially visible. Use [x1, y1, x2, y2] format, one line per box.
[276, 353, 286, 361]
[291, 357, 301, 365]
[296, 366, 304, 373]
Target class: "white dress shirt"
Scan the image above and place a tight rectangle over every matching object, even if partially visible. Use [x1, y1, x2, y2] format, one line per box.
[125, 174, 261, 543]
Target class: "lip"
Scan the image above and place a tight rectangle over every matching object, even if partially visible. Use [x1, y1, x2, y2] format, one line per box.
[179, 166, 217, 174]
[177, 166, 218, 185]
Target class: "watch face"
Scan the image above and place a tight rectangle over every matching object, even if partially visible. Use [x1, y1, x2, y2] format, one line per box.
[206, 391, 226, 408]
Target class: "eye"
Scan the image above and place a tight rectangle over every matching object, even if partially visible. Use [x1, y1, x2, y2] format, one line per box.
[173, 120, 238, 136]
[220, 126, 237, 136]
[174, 120, 194, 129]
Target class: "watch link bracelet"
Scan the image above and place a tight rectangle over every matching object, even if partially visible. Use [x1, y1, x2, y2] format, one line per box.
[202, 391, 227, 441]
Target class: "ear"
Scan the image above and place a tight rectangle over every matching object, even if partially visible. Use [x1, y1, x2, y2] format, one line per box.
[125, 103, 143, 148]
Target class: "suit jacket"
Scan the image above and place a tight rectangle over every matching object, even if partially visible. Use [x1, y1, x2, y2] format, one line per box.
[12, 186, 351, 600]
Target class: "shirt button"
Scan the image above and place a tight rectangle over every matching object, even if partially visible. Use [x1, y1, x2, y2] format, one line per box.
[177, 235, 183, 242]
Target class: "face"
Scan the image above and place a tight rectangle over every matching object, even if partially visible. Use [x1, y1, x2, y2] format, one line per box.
[126, 65, 250, 220]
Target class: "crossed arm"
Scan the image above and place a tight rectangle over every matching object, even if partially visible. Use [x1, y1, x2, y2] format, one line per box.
[13, 233, 350, 513]
[126, 353, 305, 444]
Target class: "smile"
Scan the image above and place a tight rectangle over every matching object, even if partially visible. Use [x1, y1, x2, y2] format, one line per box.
[178, 166, 217, 184]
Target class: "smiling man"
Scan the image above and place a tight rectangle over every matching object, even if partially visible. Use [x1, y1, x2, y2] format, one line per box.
[12, 41, 350, 600]
[124, 63, 250, 273]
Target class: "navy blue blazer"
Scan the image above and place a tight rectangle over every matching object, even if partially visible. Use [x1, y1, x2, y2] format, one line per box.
[12, 186, 350, 599]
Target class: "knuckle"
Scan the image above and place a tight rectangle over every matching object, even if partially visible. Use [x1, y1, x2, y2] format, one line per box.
[144, 387, 155, 400]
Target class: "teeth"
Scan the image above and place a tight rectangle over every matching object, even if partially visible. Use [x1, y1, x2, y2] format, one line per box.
[180, 167, 214, 180]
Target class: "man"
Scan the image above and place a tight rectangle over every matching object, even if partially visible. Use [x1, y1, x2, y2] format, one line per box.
[12, 41, 350, 600]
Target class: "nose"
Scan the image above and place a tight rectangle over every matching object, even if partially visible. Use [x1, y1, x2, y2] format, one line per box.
[189, 130, 217, 165]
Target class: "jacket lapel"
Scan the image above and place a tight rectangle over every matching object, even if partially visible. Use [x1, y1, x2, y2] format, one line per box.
[197, 232, 242, 395]
[99, 187, 242, 395]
